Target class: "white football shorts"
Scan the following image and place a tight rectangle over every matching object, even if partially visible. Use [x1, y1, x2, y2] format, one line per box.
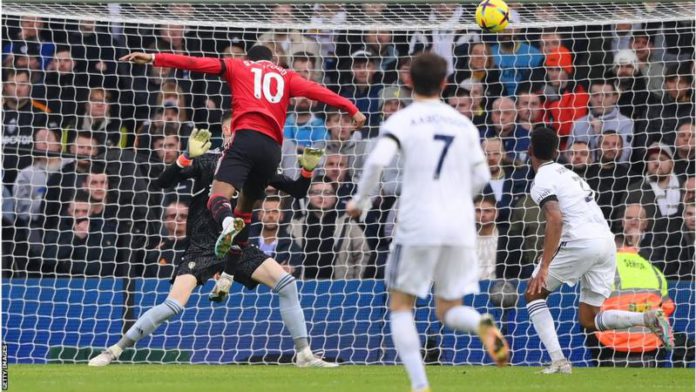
[385, 244, 480, 300]
[532, 236, 617, 307]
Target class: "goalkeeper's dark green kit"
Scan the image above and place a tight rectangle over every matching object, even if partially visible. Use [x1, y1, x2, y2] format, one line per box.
[155, 151, 310, 287]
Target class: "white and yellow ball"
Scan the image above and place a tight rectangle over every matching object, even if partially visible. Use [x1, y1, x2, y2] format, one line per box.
[475, 0, 511, 33]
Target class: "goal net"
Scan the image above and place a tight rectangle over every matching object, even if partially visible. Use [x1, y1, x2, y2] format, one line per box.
[2, 0, 694, 367]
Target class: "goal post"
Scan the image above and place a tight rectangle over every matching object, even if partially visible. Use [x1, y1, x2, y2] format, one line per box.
[1, 0, 694, 366]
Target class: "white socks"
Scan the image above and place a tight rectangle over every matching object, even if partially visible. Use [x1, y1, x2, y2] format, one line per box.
[390, 311, 428, 390]
[595, 310, 646, 331]
[119, 297, 184, 350]
[443, 306, 481, 334]
[273, 274, 309, 351]
[527, 299, 565, 362]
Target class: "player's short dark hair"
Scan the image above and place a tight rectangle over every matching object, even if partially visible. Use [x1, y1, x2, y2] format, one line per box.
[263, 195, 282, 205]
[474, 194, 497, 207]
[530, 127, 559, 161]
[247, 45, 274, 62]
[665, 61, 693, 83]
[631, 30, 653, 43]
[590, 78, 617, 92]
[311, 175, 337, 192]
[73, 190, 91, 204]
[410, 52, 448, 96]
[292, 51, 316, 68]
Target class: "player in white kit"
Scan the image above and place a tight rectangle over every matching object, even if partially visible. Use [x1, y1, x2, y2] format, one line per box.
[524, 127, 673, 374]
[347, 52, 509, 392]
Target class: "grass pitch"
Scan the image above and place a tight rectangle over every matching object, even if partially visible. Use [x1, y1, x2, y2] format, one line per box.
[9, 364, 694, 392]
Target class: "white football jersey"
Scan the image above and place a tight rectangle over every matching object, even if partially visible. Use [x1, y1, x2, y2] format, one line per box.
[530, 162, 612, 242]
[380, 100, 486, 247]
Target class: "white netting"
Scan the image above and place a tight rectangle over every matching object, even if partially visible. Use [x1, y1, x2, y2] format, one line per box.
[1, 1, 694, 367]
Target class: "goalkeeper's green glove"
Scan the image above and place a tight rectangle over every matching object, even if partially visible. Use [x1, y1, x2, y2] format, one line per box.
[298, 147, 324, 174]
[186, 128, 212, 158]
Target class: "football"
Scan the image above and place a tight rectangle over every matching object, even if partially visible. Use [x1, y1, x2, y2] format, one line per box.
[475, 0, 511, 33]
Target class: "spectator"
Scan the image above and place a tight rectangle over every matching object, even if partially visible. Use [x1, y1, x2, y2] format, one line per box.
[459, 79, 487, 127]
[481, 137, 527, 224]
[615, 203, 662, 263]
[570, 79, 634, 162]
[81, 170, 115, 221]
[489, 24, 544, 96]
[74, 87, 126, 148]
[474, 195, 498, 280]
[340, 50, 383, 130]
[291, 51, 322, 83]
[630, 30, 665, 98]
[68, 20, 120, 90]
[585, 132, 638, 226]
[393, 57, 413, 99]
[624, 143, 682, 220]
[564, 141, 593, 177]
[222, 39, 246, 59]
[249, 196, 302, 271]
[482, 97, 530, 164]
[407, 4, 477, 77]
[289, 178, 369, 279]
[661, 202, 695, 280]
[542, 49, 589, 146]
[13, 128, 67, 226]
[673, 122, 695, 181]
[314, 110, 369, 179]
[320, 153, 356, 211]
[2, 69, 53, 184]
[644, 62, 695, 148]
[364, 30, 400, 84]
[682, 176, 695, 205]
[144, 201, 189, 269]
[308, 3, 346, 58]
[610, 22, 634, 54]
[589, 246, 675, 367]
[41, 47, 89, 127]
[515, 85, 545, 133]
[43, 131, 100, 229]
[42, 191, 119, 276]
[283, 97, 328, 148]
[446, 87, 484, 130]
[607, 49, 651, 121]
[2, 16, 55, 70]
[257, 4, 321, 68]
[455, 42, 504, 105]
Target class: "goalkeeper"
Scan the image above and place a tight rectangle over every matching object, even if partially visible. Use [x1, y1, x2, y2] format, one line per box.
[89, 129, 335, 368]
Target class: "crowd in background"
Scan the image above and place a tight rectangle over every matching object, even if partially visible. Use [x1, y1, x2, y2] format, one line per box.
[1, 3, 694, 281]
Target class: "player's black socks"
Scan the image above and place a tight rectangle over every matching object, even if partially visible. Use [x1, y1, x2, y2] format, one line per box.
[207, 194, 233, 226]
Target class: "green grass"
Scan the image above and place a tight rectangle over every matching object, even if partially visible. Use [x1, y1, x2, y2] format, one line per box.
[8, 364, 694, 392]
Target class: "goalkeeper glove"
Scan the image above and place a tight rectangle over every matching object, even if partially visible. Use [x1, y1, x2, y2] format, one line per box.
[298, 147, 324, 172]
[186, 128, 212, 158]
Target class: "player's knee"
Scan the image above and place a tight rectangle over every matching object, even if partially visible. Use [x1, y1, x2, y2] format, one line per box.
[579, 316, 597, 331]
[435, 303, 456, 322]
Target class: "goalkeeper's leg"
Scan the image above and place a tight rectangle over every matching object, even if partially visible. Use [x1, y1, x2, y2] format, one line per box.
[249, 255, 338, 368]
[88, 275, 196, 367]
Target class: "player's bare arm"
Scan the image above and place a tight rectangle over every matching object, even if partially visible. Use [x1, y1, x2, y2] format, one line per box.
[527, 199, 563, 296]
[119, 52, 154, 64]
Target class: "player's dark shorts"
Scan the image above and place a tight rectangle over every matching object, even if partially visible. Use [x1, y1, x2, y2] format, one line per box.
[215, 129, 282, 202]
[172, 250, 223, 286]
[172, 246, 271, 290]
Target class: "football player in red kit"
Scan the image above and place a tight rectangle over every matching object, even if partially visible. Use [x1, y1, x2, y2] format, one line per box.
[121, 46, 365, 300]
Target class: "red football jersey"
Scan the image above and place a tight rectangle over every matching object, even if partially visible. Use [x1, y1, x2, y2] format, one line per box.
[153, 53, 359, 144]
